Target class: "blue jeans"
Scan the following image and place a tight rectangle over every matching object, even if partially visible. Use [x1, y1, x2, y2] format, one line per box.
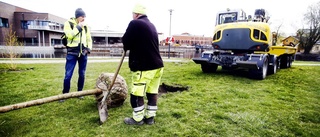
[62, 54, 87, 94]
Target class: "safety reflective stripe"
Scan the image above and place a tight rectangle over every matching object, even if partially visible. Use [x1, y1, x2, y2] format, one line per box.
[145, 111, 156, 118]
[147, 105, 158, 110]
[145, 105, 157, 118]
[132, 110, 144, 122]
[133, 105, 144, 112]
[132, 105, 145, 121]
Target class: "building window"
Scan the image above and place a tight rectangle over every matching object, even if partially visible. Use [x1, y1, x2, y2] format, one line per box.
[21, 21, 28, 29]
[28, 20, 34, 26]
[0, 17, 9, 28]
[41, 21, 48, 26]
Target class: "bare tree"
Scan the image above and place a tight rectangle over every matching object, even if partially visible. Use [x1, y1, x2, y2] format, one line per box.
[272, 22, 283, 46]
[4, 24, 23, 70]
[298, 1, 320, 54]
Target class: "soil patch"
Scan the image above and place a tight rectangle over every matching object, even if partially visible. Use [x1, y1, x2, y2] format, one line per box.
[158, 83, 189, 96]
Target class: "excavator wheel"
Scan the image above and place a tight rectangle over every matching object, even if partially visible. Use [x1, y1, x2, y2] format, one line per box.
[280, 56, 292, 69]
[249, 57, 268, 80]
[267, 56, 278, 75]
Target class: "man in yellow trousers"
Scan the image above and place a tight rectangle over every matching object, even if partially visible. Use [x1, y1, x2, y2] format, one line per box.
[122, 3, 164, 125]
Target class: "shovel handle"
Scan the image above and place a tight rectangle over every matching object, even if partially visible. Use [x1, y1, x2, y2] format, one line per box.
[99, 50, 127, 124]
[108, 50, 127, 91]
[101, 50, 127, 106]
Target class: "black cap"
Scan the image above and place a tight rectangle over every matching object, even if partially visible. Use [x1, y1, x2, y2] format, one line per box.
[75, 8, 86, 18]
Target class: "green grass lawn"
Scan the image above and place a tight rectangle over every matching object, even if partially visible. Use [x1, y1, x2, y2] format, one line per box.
[0, 60, 319, 137]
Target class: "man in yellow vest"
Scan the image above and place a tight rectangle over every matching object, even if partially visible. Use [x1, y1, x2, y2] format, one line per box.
[60, 8, 92, 102]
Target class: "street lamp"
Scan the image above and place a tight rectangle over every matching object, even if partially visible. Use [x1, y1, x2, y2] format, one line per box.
[106, 26, 109, 47]
[168, 9, 174, 59]
[22, 13, 26, 45]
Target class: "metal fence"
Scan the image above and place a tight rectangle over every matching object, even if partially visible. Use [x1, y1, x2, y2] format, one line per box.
[0, 44, 212, 59]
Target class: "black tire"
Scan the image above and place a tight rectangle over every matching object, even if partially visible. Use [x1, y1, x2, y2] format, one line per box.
[287, 56, 292, 68]
[280, 56, 291, 69]
[286, 56, 290, 68]
[201, 64, 218, 73]
[277, 58, 281, 69]
[249, 57, 268, 80]
[268, 60, 277, 75]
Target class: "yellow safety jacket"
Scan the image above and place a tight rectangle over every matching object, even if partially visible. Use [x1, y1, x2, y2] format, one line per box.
[63, 18, 92, 55]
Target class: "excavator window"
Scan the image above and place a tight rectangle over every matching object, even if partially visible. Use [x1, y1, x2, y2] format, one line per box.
[253, 29, 260, 39]
[218, 12, 238, 25]
[213, 31, 221, 40]
[217, 31, 221, 39]
[260, 32, 267, 41]
[253, 29, 268, 41]
[224, 17, 232, 23]
[213, 34, 216, 40]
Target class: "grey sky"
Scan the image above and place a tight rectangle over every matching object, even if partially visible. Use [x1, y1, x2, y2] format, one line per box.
[1, 0, 318, 37]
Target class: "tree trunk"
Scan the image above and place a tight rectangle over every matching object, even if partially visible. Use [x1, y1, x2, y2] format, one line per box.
[303, 43, 314, 54]
[0, 89, 102, 113]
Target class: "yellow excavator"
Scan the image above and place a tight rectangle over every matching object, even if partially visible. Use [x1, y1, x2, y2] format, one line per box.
[192, 8, 297, 80]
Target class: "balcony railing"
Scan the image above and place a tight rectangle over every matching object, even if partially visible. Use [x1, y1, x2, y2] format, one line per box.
[27, 25, 63, 33]
[0, 44, 205, 59]
[28, 25, 50, 30]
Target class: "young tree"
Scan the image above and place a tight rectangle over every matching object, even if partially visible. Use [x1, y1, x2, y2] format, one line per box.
[4, 24, 24, 70]
[272, 22, 284, 46]
[298, 1, 320, 54]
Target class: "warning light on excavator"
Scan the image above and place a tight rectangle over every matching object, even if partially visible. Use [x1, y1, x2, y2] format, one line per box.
[256, 46, 261, 50]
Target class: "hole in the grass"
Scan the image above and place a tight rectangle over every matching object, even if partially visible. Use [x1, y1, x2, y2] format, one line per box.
[158, 83, 189, 96]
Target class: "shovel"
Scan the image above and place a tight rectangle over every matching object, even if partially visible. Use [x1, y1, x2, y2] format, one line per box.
[98, 50, 127, 124]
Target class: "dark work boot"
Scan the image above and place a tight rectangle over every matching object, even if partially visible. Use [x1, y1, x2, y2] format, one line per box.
[144, 117, 155, 125]
[124, 117, 144, 125]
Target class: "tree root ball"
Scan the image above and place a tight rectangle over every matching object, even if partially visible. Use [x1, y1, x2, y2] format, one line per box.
[95, 73, 128, 108]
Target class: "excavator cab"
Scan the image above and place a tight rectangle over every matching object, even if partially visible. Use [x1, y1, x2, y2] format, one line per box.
[215, 8, 247, 26]
[253, 9, 270, 23]
[212, 8, 271, 52]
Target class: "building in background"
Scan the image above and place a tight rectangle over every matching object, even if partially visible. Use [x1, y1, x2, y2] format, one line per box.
[0, 1, 66, 46]
[0, 1, 209, 49]
[161, 32, 212, 46]
[0, 1, 126, 47]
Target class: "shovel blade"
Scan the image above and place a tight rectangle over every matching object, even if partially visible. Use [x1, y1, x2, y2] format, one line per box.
[97, 101, 108, 124]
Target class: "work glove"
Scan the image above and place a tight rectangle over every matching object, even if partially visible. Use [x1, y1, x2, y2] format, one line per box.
[82, 48, 90, 56]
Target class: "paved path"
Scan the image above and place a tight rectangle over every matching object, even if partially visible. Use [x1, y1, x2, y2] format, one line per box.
[291, 63, 320, 66]
[0, 57, 187, 64]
